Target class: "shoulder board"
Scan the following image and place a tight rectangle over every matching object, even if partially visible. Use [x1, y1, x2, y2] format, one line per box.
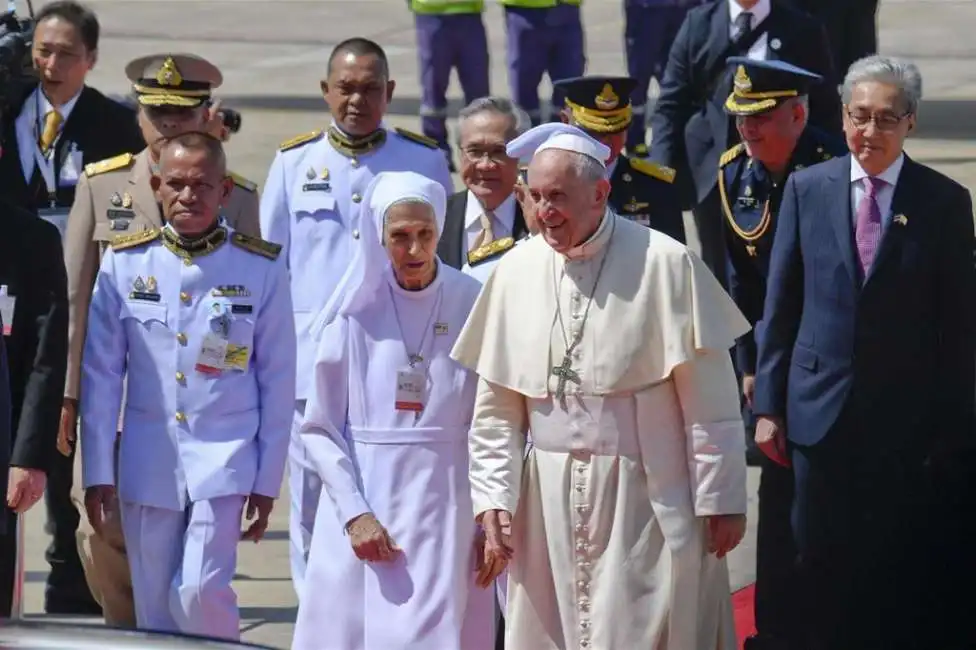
[720, 144, 746, 168]
[110, 228, 160, 251]
[279, 130, 323, 152]
[394, 127, 439, 150]
[467, 237, 515, 266]
[228, 171, 257, 193]
[231, 232, 282, 261]
[628, 158, 676, 184]
[84, 153, 135, 178]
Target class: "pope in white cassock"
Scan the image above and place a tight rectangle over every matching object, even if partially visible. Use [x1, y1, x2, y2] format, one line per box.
[452, 123, 752, 650]
[291, 171, 494, 650]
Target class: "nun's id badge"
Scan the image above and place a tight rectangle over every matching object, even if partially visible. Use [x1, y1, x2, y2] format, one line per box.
[195, 332, 228, 375]
[395, 368, 426, 412]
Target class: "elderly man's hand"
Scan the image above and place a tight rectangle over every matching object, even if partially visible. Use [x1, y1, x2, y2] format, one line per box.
[346, 513, 400, 563]
[57, 399, 78, 457]
[7, 467, 46, 513]
[706, 514, 747, 558]
[476, 509, 513, 588]
[755, 415, 790, 467]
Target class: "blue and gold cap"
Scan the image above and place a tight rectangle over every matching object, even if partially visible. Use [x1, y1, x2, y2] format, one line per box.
[552, 76, 637, 134]
[125, 54, 223, 108]
[724, 57, 822, 116]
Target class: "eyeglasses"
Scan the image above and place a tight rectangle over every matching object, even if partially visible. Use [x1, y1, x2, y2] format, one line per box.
[460, 146, 512, 164]
[845, 108, 911, 132]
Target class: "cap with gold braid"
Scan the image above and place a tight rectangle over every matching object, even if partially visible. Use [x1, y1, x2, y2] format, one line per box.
[723, 57, 822, 116]
[125, 53, 223, 108]
[552, 76, 638, 135]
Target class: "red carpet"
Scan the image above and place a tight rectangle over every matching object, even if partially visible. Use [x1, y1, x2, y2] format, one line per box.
[733, 583, 756, 649]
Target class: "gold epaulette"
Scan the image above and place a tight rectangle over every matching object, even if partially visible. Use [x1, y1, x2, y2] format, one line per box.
[279, 130, 323, 152]
[228, 171, 257, 192]
[394, 127, 438, 149]
[467, 237, 515, 266]
[84, 153, 135, 178]
[111, 228, 160, 251]
[231, 232, 282, 260]
[629, 157, 676, 184]
[720, 144, 746, 168]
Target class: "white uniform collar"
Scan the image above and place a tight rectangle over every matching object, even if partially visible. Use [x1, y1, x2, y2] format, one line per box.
[563, 208, 615, 261]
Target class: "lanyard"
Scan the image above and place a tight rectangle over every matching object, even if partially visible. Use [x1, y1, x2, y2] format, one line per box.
[388, 281, 443, 368]
[32, 93, 68, 206]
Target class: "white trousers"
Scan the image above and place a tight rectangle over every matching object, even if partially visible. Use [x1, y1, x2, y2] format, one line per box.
[288, 400, 322, 598]
[121, 495, 245, 641]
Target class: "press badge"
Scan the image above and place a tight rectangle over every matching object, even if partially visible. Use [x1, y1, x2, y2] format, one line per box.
[0, 286, 14, 335]
[195, 333, 228, 375]
[395, 368, 426, 412]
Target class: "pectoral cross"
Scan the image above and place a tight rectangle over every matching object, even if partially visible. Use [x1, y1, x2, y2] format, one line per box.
[551, 353, 581, 403]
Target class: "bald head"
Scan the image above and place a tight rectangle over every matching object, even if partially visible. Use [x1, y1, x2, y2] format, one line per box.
[152, 132, 232, 238]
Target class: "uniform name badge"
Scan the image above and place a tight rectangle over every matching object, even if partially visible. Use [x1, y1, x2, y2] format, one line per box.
[195, 333, 228, 375]
[0, 285, 15, 335]
[395, 368, 426, 412]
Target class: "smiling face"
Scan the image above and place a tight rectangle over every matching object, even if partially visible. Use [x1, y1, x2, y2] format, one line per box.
[527, 150, 610, 253]
[152, 144, 231, 238]
[843, 80, 914, 176]
[736, 99, 805, 167]
[322, 52, 394, 137]
[459, 111, 519, 211]
[384, 201, 438, 290]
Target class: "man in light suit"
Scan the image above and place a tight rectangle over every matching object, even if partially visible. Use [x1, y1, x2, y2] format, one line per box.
[80, 133, 294, 639]
[754, 55, 976, 650]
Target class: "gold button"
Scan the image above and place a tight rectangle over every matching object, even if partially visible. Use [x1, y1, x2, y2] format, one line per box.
[351, 193, 362, 203]
[180, 291, 190, 303]
[175, 411, 186, 422]
[176, 371, 185, 382]
[177, 332, 187, 345]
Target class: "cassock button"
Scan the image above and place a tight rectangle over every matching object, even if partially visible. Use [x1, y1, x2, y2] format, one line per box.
[180, 291, 191, 303]
[352, 193, 362, 203]
[177, 332, 188, 346]
[176, 371, 185, 382]
[175, 411, 186, 422]
[352, 229, 360, 239]
[350, 158, 359, 168]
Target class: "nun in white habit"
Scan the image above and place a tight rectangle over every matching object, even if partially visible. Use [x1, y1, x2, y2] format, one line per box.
[291, 171, 494, 650]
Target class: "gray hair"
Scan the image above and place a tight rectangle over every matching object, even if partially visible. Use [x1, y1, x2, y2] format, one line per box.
[568, 151, 606, 184]
[457, 96, 531, 143]
[841, 55, 923, 114]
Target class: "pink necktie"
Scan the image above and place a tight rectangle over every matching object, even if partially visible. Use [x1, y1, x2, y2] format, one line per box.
[855, 176, 885, 275]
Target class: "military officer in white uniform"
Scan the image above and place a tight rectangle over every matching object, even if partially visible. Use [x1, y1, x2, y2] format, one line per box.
[259, 36, 453, 597]
[81, 133, 294, 640]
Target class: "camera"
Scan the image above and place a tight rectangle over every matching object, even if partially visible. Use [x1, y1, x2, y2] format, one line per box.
[217, 107, 241, 135]
[0, 9, 35, 129]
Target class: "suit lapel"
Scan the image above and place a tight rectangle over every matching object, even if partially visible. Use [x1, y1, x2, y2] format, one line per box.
[827, 155, 859, 286]
[864, 157, 916, 286]
[129, 150, 163, 228]
[703, 4, 731, 79]
[765, 6, 785, 62]
[513, 201, 527, 241]
[439, 192, 466, 269]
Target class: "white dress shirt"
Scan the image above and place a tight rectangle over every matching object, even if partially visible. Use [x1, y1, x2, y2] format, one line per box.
[850, 153, 905, 232]
[16, 85, 83, 182]
[729, 0, 772, 61]
[462, 190, 517, 257]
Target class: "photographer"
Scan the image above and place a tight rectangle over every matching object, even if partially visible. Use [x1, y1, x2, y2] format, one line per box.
[0, 0, 141, 616]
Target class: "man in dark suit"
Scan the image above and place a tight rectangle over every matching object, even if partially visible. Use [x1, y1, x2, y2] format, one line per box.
[0, 198, 68, 617]
[438, 96, 529, 273]
[789, 0, 879, 78]
[0, 0, 143, 218]
[649, 0, 841, 284]
[719, 58, 845, 650]
[0, 0, 140, 615]
[753, 55, 976, 650]
[554, 75, 686, 243]
[0, 336, 11, 538]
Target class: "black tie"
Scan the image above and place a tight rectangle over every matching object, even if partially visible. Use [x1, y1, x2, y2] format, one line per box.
[733, 11, 754, 45]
